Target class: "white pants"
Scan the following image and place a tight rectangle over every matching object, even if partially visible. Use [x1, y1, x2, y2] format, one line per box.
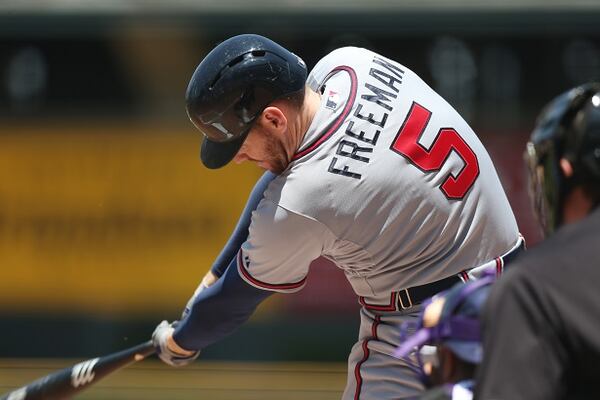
[342, 305, 424, 400]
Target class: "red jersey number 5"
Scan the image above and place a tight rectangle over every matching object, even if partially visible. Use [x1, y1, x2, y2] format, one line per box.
[390, 102, 479, 200]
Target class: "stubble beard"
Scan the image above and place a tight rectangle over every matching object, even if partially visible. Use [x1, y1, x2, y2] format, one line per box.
[263, 133, 290, 175]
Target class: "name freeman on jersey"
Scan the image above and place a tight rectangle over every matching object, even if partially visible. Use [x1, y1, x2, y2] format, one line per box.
[328, 56, 405, 180]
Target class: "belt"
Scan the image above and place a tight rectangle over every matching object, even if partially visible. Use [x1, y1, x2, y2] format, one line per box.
[359, 237, 526, 312]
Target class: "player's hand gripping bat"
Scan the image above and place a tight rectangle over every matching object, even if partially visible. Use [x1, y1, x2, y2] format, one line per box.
[0, 340, 155, 400]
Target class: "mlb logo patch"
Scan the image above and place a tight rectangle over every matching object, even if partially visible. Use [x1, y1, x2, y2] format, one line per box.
[325, 90, 340, 110]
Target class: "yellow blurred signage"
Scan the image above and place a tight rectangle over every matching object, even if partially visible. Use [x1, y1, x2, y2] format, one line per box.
[0, 123, 261, 315]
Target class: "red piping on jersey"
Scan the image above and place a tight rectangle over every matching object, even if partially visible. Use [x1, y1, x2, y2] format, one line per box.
[236, 250, 306, 291]
[354, 315, 381, 400]
[495, 257, 503, 277]
[460, 271, 470, 282]
[292, 65, 358, 161]
[358, 292, 398, 312]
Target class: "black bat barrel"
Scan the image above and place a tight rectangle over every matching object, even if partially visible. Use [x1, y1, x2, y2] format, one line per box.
[0, 341, 155, 400]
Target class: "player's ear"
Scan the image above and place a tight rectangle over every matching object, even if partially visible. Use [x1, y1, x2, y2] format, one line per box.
[261, 106, 288, 134]
[560, 158, 574, 178]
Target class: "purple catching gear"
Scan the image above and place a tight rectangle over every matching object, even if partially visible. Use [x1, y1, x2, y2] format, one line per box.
[394, 275, 496, 368]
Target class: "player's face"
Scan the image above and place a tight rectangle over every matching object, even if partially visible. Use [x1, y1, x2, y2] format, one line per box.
[233, 123, 290, 174]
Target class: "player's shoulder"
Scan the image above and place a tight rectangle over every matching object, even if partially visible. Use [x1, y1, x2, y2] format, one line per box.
[251, 175, 336, 247]
[265, 166, 338, 218]
[510, 215, 597, 275]
[484, 246, 550, 313]
[307, 46, 374, 90]
[510, 212, 600, 283]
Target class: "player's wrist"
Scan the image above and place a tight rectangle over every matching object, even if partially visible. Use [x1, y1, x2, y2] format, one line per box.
[167, 335, 196, 356]
[202, 270, 219, 288]
[152, 320, 200, 367]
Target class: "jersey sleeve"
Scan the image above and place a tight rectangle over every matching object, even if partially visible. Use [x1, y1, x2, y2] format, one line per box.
[209, 171, 276, 278]
[237, 199, 333, 293]
[173, 256, 274, 350]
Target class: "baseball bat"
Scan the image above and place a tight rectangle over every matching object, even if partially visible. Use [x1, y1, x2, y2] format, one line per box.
[0, 340, 155, 400]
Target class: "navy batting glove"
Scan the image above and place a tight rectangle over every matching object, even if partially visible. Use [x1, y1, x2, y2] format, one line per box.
[152, 320, 200, 367]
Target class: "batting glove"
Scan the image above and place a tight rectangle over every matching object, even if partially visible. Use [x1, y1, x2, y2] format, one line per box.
[152, 320, 200, 367]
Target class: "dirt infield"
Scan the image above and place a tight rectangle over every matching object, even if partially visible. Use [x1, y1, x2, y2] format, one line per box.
[0, 359, 346, 399]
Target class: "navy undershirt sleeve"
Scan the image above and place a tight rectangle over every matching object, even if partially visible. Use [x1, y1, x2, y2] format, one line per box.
[172, 171, 277, 350]
[173, 256, 274, 350]
[210, 171, 276, 278]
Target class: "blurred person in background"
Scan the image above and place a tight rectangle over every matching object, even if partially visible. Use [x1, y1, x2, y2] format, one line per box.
[151, 33, 523, 399]
[475, 83, 600, 399]
[395, 276, 495, 400]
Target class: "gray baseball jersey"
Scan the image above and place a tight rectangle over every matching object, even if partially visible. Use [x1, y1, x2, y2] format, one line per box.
[236, 47, 520, 399]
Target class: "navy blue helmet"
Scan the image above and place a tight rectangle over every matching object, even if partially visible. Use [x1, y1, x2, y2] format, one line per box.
[185, 34, 308, 169]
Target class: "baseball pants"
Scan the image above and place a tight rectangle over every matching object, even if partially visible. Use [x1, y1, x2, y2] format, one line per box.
[342, 305, 424, 400]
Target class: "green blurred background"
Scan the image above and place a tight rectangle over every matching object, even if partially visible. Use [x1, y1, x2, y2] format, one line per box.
[0, 0, 599, 397]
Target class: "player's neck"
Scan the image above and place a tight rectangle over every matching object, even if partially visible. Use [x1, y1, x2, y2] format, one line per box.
[274, 87, 321, 166]
[562, 186, 594, 225]
[292, 87, 321, 152]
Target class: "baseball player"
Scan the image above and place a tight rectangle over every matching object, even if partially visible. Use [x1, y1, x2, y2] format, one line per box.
[151, 34, 523, 399]
[394, 275, 495, 400]
[474, 83, 600, 399]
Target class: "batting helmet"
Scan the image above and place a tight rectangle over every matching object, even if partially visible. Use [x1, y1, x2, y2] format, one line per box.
[185, 34, 308, 169]
[525, 82, 600, 235]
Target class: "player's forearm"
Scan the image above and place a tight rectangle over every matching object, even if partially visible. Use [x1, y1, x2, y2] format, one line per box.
[172, 172, 276, 349]
[173, 260, 273, 350]
[210, 171, 276, 277]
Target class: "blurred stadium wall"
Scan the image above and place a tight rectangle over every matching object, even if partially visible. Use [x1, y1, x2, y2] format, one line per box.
[0, 0, 599, 360]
